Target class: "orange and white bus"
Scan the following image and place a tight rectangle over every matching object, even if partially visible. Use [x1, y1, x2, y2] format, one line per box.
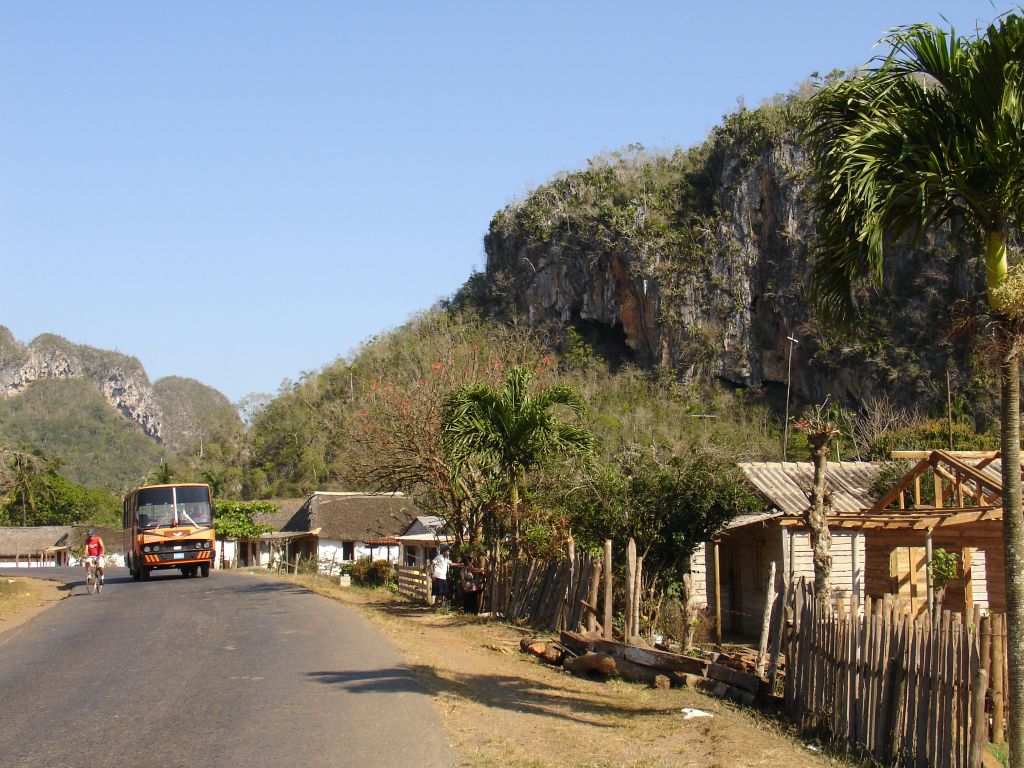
[123, 483, 216, 580]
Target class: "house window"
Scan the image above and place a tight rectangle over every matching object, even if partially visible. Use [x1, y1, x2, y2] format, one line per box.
[342, 542, 354, 561]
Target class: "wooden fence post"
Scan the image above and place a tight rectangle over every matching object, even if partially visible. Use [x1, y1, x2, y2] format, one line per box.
[714, 539, 723, 645]
[603, 539, 613, 640]
[625, 538, 636, 642]
[586, 558, 602, 635]
[756, 561, 778, 678]
[970, 668, 989, 768]
[992, 613, 1005, 743]
[767, 573, 790, 694]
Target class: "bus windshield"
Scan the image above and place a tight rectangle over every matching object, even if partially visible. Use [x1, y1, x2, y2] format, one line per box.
[137, 486, 212, 529]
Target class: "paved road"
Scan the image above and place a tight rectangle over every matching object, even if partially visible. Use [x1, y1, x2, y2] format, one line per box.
[0, 567, 452, 767]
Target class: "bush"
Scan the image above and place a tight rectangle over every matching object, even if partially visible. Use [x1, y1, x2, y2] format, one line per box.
[349, 558, 393, 587]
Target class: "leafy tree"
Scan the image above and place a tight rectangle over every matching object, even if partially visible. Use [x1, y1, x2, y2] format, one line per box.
[555, 447, 761, 585]
[0, 446, 117, 526]
[211, 500, 276, 540]
[3, 446, 61, 526]
[442, 365, 595, 557]
[805, 14, 1024, 761]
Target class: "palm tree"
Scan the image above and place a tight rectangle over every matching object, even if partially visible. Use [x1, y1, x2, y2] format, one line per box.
[441, 365, 595, 556]
[805, 13, 1024, 761]
[150, 462, 175, 485]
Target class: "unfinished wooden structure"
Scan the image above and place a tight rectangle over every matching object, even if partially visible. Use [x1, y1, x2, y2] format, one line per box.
[830, 450, 1013, 616]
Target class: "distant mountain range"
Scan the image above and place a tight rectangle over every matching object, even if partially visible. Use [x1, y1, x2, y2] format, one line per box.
[0, 326, 241, 489]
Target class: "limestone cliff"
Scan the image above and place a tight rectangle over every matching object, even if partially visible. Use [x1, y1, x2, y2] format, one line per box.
[0, 328, 163, 440]
[467, 97, 989, 416]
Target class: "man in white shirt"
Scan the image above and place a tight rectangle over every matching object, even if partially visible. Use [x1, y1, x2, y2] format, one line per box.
[430, 545, 452, 607]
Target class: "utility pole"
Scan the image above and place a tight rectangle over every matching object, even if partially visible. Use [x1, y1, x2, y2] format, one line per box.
[946, 370, 954, 451]
[783, 334, 799, 461]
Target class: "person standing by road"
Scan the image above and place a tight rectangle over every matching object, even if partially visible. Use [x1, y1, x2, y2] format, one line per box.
[430, 546, 452, 608]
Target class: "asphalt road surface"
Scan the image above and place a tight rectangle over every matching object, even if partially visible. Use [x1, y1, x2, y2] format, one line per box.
[0, 567, 453, 768]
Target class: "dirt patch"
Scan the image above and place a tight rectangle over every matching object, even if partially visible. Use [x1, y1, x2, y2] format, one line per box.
[285, 575, 845, 768]
[0, 577, 69, 636]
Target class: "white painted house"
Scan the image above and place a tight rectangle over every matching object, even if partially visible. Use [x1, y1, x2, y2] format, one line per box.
[397, 515, 453, 567]
[224, 492, 421, 573]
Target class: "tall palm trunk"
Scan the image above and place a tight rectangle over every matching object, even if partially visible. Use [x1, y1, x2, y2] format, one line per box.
[1000, 340, 1024, 764]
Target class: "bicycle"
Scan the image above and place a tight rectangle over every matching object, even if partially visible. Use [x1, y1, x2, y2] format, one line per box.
[84, 556, 104, 595]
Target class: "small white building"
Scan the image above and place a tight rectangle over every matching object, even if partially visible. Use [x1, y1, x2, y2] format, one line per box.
[396, 515, 454, 567]
[0, 525, 126, 568]
[226, 491, 421, 573]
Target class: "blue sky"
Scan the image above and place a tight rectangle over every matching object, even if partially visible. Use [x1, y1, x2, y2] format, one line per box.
[0, 1, 1007, 403]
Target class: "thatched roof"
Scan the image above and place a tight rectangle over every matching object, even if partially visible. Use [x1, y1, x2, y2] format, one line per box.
[255, 498, 309, 531]
[282, 492, 420, 542]
[0, 526, 74, 555]
[730, 461, 882, 529]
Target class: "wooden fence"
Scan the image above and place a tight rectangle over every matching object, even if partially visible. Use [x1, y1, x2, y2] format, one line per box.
[396, 565, 429, 602]
[783, 578, 1007, 768]
[487, 552, 599, 631]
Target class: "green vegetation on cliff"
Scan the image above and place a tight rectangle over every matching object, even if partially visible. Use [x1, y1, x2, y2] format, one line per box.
[0, 378, 165, 491]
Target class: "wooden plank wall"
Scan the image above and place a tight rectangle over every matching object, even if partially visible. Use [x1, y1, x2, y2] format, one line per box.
[695, 526, 866, 635]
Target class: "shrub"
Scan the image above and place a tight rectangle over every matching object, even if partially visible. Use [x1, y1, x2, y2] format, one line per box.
[349, 558, 393, 587]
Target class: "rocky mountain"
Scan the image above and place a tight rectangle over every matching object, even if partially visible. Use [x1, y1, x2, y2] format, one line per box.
[459, 94, 993, 421]
[0, 326, 163, 439]
[0, 327, 242, 488]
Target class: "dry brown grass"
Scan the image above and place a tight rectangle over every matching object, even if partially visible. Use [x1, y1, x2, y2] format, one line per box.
[283, 574, 847, 768]
[0, 577, 68, 634]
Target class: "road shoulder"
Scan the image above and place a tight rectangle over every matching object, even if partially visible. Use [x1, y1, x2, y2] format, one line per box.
[0, 576, 70, 637]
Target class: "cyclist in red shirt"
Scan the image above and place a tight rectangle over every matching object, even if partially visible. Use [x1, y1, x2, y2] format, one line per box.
[83, 529, 106, 585]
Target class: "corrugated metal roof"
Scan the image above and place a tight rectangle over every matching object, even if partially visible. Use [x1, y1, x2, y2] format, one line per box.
[736, 461, 882, 520]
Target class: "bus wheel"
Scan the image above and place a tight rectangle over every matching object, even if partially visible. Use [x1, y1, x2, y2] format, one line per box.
[140, 566, 151, 581]
[200, 563, 210, 578]
[130, 558, 141, 581]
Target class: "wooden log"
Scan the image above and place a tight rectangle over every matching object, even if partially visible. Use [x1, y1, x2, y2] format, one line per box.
[564, 651, 618, 678]
[559, 630, 592, 655]
[756, 561, 778, 678]
[706, 662, 760, 694]
[588, 638, 708, 676]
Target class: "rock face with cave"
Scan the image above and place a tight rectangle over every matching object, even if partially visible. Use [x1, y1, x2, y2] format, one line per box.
[473, 112, 985, 415]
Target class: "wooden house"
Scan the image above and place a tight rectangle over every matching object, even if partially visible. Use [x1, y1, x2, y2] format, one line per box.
[690, 461, 881, 637]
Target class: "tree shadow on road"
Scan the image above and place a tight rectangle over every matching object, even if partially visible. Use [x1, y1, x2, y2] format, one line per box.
[306, 664, 667, 727]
